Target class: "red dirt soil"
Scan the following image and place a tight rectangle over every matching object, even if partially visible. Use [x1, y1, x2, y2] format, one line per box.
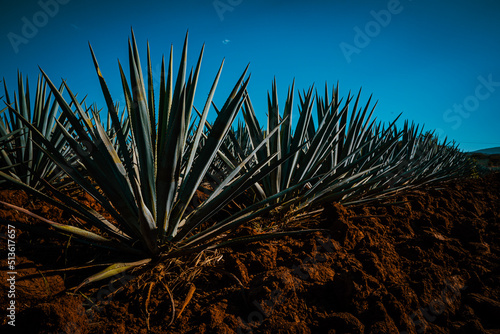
[1, 172, 499, 334]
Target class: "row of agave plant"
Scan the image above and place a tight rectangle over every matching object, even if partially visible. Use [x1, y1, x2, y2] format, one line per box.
[0, 31, 473, 288]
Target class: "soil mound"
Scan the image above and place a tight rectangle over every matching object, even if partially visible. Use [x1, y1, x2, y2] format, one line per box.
[1, 172, 499, 333]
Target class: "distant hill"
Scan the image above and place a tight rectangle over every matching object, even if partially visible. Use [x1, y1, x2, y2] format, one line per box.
[467, 147, 500, 170]
[471, 147, 500, 155]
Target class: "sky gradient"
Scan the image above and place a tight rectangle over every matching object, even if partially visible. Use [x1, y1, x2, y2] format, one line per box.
[1, 0, 499, 151]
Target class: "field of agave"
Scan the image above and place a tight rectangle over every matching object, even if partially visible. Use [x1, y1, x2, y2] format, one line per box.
[0, 31, 474, 291]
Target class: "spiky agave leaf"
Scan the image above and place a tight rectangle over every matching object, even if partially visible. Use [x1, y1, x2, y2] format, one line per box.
[0, 73, 78, 189]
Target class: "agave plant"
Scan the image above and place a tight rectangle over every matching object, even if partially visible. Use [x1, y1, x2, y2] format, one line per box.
[375, 122, 473, 190]
[0, 29, 474, 290]
[213, 79, 398, 207]
[0, 31, 317, 288]
[0, 73, 80, 189]
[304, 120, 474, 207]
[216, 78, 472, 210]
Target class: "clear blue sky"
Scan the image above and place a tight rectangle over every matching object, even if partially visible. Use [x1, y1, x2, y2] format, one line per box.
[1, 0, 499, 151]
